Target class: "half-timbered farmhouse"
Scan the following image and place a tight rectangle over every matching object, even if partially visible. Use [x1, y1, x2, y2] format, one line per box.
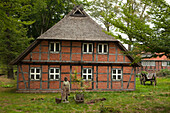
[137, 54, 170, 74]
[10, 6, 140, 93]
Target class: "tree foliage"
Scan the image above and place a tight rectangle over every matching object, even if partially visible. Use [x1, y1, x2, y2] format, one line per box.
[89, 0, 121, 32]
[100, 0, 170, 60]
[0, 0, 89, 78]
[0, 0, 33, 78]
[25, 0, 90, 39]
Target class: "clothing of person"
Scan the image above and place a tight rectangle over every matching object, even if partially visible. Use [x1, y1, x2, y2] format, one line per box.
[61, 81, 70, 101]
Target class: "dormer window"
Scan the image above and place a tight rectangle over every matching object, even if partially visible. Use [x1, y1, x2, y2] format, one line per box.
[50, 42, 60, 53]
[83, 43, 93, 54]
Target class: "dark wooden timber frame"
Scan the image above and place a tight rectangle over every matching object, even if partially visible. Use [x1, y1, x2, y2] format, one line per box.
[14, 40, 138, 92]
[136, 60, 169, 74]
[17, 63, 135, 91]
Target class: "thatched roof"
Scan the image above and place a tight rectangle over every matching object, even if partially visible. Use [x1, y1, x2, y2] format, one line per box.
[10, 5, 141, 67]
[37, 5, 117, 41]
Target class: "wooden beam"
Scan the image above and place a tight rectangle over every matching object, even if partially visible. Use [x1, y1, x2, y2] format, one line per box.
[40, 65, 42, 89]
[127, 67, 134, 89]
[39, 41, 42, 60]
[92, 65, 94, 89]
[70, 65, 72, 89]
[60, 41, 62, 61]
[107, 66, 109, 89]
[121, 65, 123, 89]
[48, 64, 50, 89]
[96, 66, 98, 89]
[19, 65, 27, 89]
[70, 41, 72, 61]
[59, 64, 61, 89]
[28, 64, 30, 89]
[111, 65, 112, 89]
[17, 65, 19, 90]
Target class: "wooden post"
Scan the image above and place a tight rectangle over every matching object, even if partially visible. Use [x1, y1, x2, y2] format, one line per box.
[127, 67, 134, 89]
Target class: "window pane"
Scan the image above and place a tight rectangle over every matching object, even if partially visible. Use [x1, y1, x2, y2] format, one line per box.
[118, 70, 121, 74]
[88, 69, 91, 73]
[36, 69, 40, 73]
[88, 75, 91, 79]
[113, 70, 116, 74]
[31, 69, 34, 73]
[36, 75, 40, 79]
[83, 44, 87, 52]
[56, 43, 59, 52]
[55, 69, 59, 73]
[99, 45, 102, 53]
[83, 75, 86, 79]
[104, 45, 107, 53]
[50, 75, 54, 79]
[89, 44, 92, 52]
[31, 75, 34, 79]
[118, 75, 121, 79]
[83, 69, 86, 73]
[50, 69, 54, 73]
[113, 75, 116, 79]
[55, 75, 59, 79]
[50, 43, 54, 51]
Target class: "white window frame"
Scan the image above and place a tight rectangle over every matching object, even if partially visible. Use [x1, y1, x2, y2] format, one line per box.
[30, 68, 41, 80]
[98, 43, 108, 54]
[49, 68, 60, 80]
[82, 68, 92, 80]
[150, 61, 155, 66]
[141, 61, 155, 66]
[112, 69, 122, 81]
[49, 42, 60, 53]
[162, 61, 167, 66]
[82, 43, 93, 54]
[141, 61, 147, 66]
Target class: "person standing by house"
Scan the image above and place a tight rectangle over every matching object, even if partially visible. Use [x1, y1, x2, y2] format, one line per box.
[62, 77, 70, 103]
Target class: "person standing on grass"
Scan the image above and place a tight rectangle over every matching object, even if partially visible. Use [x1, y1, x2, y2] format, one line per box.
[62, 77, 70, 103]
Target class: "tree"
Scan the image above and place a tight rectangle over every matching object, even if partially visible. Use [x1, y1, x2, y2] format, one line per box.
[89, 0, 121, 32]
[106, 0, 170, 59]
[25, 0, 90, 39]
[89, 0, 150, 51]
[0, 0, 33, 79]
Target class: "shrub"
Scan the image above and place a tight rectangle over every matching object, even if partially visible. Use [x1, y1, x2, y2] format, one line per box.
[156, 69, 170, 78]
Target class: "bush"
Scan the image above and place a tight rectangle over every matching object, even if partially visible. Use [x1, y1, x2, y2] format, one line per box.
[156, 69, 170, 78]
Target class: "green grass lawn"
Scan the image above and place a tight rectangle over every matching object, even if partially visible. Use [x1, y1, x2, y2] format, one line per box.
[0, 77, 169, 113]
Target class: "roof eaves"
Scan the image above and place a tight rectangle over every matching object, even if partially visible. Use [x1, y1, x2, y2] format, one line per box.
[9, 40, 40, 65]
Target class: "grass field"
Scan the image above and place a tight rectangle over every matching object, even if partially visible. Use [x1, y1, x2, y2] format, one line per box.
[0, 76, 169, 113]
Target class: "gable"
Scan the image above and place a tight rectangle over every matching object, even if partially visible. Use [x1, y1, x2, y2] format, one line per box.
[18, 40, 139, 66]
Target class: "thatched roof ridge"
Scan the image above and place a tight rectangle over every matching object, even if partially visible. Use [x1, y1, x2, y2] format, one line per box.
[37, 6, 117, 41]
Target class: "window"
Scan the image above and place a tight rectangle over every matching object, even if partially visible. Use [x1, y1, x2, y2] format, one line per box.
[82, 68, 92, 80]
[30, 68, 41, 80]
[49, 68, 60, 80]
[162, 61, 167, 66]
[50, 42, 60, 52]
[83, 43, 93, 53]
[98, 43, 108, 54]
[112, 69, 122, 80]
[141, 61, 155, 66]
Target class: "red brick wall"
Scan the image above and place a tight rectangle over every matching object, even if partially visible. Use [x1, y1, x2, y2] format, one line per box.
[22, 40, 132, 63]
[136, 61, 170, 74]
[17, 64, 135, 91]
[18, 40, 136, 91]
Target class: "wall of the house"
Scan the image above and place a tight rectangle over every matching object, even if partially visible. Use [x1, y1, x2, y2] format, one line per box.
[22, 40, 131, 63]
[17, 40, 135, 92]
[136, 61, 170, 74]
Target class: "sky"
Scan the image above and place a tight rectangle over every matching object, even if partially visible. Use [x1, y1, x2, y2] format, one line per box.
[86, 0, 169, 49]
